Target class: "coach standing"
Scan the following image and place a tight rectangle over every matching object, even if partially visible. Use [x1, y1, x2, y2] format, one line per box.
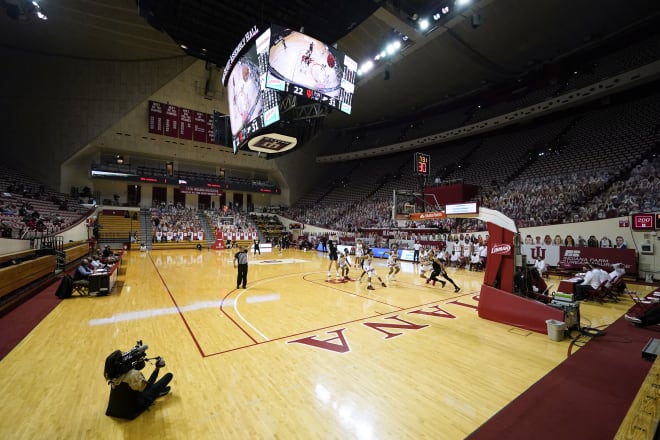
[234, 245, 249, 289]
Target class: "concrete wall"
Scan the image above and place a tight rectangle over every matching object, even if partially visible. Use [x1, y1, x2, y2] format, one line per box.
[0, 46, 195, 189]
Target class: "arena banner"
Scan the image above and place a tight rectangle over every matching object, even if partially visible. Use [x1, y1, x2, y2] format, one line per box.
[163, 104, 179, 137]
[148, 101, 164, 135]
[521, 245, 637, 273]
[147, 100, 216, 144]
[557, 246, 636, 273]
[408, 211, 446, 221]
[521, 245, 560, 266]
[179, 186, 220, 196]
[179, 107, 193, 140]
[193, 111, 207, 143]
[206, 112, 215, 144]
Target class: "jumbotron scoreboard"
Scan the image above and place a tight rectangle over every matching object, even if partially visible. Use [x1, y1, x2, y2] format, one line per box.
[266, 24, 357, 115]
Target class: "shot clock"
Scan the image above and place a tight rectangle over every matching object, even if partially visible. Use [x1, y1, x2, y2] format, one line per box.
[415, 152, 430, 175]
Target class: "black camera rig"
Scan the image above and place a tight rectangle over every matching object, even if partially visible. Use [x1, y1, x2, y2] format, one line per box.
[121, 340, 150, 371]
[105, 340, 166, 381]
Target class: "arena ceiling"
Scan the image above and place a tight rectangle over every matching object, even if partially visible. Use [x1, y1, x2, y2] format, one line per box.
[1, 0, 659, 130]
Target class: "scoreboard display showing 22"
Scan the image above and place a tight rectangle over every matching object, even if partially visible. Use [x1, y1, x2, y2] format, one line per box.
[266, 24, 357, 115]
[415, 152, 430, 175]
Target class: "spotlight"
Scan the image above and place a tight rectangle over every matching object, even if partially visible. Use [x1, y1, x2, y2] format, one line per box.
[419, 18, 430, 30]
[116, 155, 124, 165]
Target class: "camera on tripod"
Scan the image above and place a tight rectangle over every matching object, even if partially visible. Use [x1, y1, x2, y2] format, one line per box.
[104, 340, 165, 381]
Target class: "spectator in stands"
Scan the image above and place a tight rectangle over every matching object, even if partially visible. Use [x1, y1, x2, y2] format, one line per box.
[600, 236, 612, 248]
[614, 236, 628, 249]
[587, 235, 599, 247]
[553, 235, 562, 246]
[543, 235, 552, 246]
[577, 236, 587, 246]
[524, 235, 533, 245]
[564, 235, 576, 246]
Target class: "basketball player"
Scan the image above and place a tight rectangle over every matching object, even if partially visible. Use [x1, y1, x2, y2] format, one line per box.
[354, 239, 365, 270]
[327, 235, 340, 280]
[418, 248, 433, 280]
[362, 250, 387, 290]
[387, 248, 401, 281]
[338, 248, 352, 280]
[427, 253, 461, 292]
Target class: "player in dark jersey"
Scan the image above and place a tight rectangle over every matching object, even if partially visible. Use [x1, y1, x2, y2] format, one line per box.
[327, 235, 340, 280]
[426, 250, 461, 292]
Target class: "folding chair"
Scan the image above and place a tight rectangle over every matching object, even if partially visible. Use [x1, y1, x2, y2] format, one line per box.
[71, 270, 90, 296]
[582, 280, 605, 303]
[625, 291, 660, 325]
[608, 275, 626, 298]
[589, 280, 618, 303]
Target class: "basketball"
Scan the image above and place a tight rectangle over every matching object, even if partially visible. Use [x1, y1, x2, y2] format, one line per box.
[327, 53, 335, 68]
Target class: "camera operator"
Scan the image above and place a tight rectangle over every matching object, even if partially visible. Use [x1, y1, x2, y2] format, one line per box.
[103, 344, 173, 420]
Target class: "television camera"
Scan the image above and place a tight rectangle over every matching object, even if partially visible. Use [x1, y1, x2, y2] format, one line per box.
[104, 340, 165, 381]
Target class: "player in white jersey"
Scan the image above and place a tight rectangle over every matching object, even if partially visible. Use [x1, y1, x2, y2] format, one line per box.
[386, 250, 401, 281]
[418, 248, 433, 280]
[354, 239, 365, 269]
[338, 248, 353, 280]
[361, 250, 386, 290]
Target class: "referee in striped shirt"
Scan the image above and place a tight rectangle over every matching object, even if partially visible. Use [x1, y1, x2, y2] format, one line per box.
[234, 245, 249, 289]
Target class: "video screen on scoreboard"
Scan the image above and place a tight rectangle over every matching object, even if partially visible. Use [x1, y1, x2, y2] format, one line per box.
[227, 28, 281, 152]
[266, 24, 357, 115]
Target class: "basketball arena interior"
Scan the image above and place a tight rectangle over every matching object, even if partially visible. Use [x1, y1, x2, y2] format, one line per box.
[1, 1, 660, 439]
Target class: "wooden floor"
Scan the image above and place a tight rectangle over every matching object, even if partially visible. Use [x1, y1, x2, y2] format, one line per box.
[0, 248, 652, 439]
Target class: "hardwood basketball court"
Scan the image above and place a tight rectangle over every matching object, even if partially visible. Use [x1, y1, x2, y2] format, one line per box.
[0, 248, 649, 439]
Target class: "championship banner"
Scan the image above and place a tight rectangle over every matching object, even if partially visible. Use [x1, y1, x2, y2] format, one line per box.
[408, 211, 446, 221]
[179, 108, 193, 140]
[206, 112, 215, 144]
[179, 186, 220, 196]
[164, 104, 179, 137]
[148, 101, 164, 135]
[193, 111, 207, 142]
[146, 101, 216, 145]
